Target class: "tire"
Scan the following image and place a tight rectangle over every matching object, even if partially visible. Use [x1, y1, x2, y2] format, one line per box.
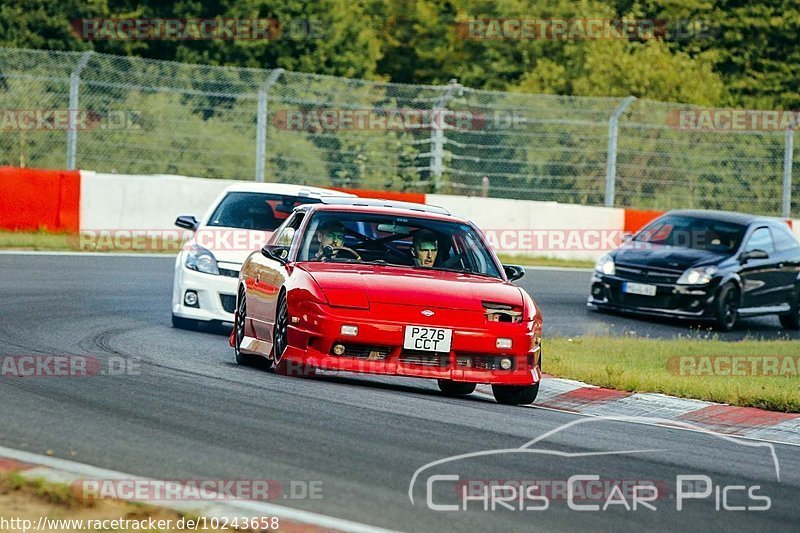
[779, 286, 800, 330]
[437, 380, 476, 397]
[714, 283, 740, 332]
[171, 314, 200, 331]
[272, 291, 316, 377]
[272, 291, 289, 372]
[234, 288, 262, 367]
[492, 382, 540, 405]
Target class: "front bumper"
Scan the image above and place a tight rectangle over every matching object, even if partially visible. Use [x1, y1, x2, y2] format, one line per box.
[171, 257, 240, 323]
[282, 301, 542, 385]
[587, 273, 719, 319]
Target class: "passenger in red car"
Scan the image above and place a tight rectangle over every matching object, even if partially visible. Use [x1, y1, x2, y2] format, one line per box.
[412, 229, 439, 267]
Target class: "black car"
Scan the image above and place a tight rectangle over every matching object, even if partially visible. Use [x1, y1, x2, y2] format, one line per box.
[587, 210, 800, 331]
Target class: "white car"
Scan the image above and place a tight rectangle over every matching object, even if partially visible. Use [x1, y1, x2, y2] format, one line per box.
[171, 183, 353, 329]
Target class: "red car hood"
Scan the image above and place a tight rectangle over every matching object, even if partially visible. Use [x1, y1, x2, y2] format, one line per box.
[300, 263, 521, 310]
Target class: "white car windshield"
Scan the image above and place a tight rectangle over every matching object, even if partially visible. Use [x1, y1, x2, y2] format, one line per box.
[207, 192, 321, 231]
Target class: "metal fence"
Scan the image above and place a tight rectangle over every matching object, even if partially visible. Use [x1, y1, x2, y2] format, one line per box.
[0, 47, 796, 216]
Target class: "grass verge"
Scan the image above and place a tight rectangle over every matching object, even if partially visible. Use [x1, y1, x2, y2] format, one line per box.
[0, 230, 75, 251]
[547, 336, 800, 412]
[0, 471, 237, 531]
[0, 230, 178, 254]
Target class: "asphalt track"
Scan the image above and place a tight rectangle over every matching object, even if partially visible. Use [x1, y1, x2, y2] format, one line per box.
[0, 254, 798, 532]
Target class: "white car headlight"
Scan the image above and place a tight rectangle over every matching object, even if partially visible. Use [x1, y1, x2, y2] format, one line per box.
[185, 245, 220, 275]
[595, 254, 615, 276]
[677, 266, 718, 285]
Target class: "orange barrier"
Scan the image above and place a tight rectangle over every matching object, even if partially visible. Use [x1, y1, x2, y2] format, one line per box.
[0, 167, 81, 233]
[330, 187, 426, 205]
[624, 208, 664, 234]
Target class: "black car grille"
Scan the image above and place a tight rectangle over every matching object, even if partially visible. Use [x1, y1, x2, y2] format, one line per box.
[331, 344, 392, 360]
[399, 350, 449, 367]
[615, 263, 682, 284]
[219, 294, 236, 313]
[219, 267, 240, 278]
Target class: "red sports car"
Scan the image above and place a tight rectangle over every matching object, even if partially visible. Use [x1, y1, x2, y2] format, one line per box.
[230, 198, 543, 405]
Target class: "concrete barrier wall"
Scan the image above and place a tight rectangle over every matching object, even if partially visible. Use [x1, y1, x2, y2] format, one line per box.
[81, 171, 238, 230]
[4, 167, 798, 261]
[428, 194, 625, 261]
[80, 173, 627, 260]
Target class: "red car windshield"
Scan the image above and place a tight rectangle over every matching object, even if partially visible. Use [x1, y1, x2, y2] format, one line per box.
[297, 212, 503, 278]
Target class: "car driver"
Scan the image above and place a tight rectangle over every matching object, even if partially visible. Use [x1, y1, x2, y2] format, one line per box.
[314, 221, 346, 259]
[411, 229, 438, 267]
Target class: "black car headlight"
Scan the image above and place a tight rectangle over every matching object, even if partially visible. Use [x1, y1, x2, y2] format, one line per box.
[185, 244, 220, 275]
[677, 266, 718, 285]
[595, 253, 615, 276]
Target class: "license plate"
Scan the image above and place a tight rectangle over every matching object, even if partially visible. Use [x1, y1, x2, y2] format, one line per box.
[403, 326, 452, 353]
[623, 282, 657, 296]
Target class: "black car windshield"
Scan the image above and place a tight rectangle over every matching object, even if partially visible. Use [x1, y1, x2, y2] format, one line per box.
[633, 215, 747, 253]
[298, 212, 502, 278]
[207, 192, 321, 231]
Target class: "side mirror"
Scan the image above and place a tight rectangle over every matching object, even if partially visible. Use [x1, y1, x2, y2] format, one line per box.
[261, 245, 289, 264]
[740, 249, 769, 262]
[503, 264, 525, 282]
[175, 215, 198, 231]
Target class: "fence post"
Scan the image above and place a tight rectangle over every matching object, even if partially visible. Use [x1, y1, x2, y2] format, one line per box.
[605, 96, 636, 207]
[66, 51, 93, 170]
[430, 79, 461, 192]
[783, 127, 795, 218]
[255, 68, 284, 183]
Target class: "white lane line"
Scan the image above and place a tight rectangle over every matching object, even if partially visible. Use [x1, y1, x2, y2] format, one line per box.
[0, 250, 173, 258]
[0, 445, 397, 533]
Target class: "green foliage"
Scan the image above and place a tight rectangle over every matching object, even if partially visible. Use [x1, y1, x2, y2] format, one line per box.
[0, 0, 797, 215]
[0, 0, 796, 108]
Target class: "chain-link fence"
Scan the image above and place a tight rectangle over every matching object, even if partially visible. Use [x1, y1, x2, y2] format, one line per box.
[0, 47, 796, 216]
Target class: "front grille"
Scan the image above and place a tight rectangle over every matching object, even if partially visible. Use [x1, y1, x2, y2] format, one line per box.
[615, 264, 681, 284]
[399, 350, 449, 367]
[331, 343, 392, 360]
[456, 355, 514, 370]
[219, 294, 236, 313]
[219, 267, 239, 278]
